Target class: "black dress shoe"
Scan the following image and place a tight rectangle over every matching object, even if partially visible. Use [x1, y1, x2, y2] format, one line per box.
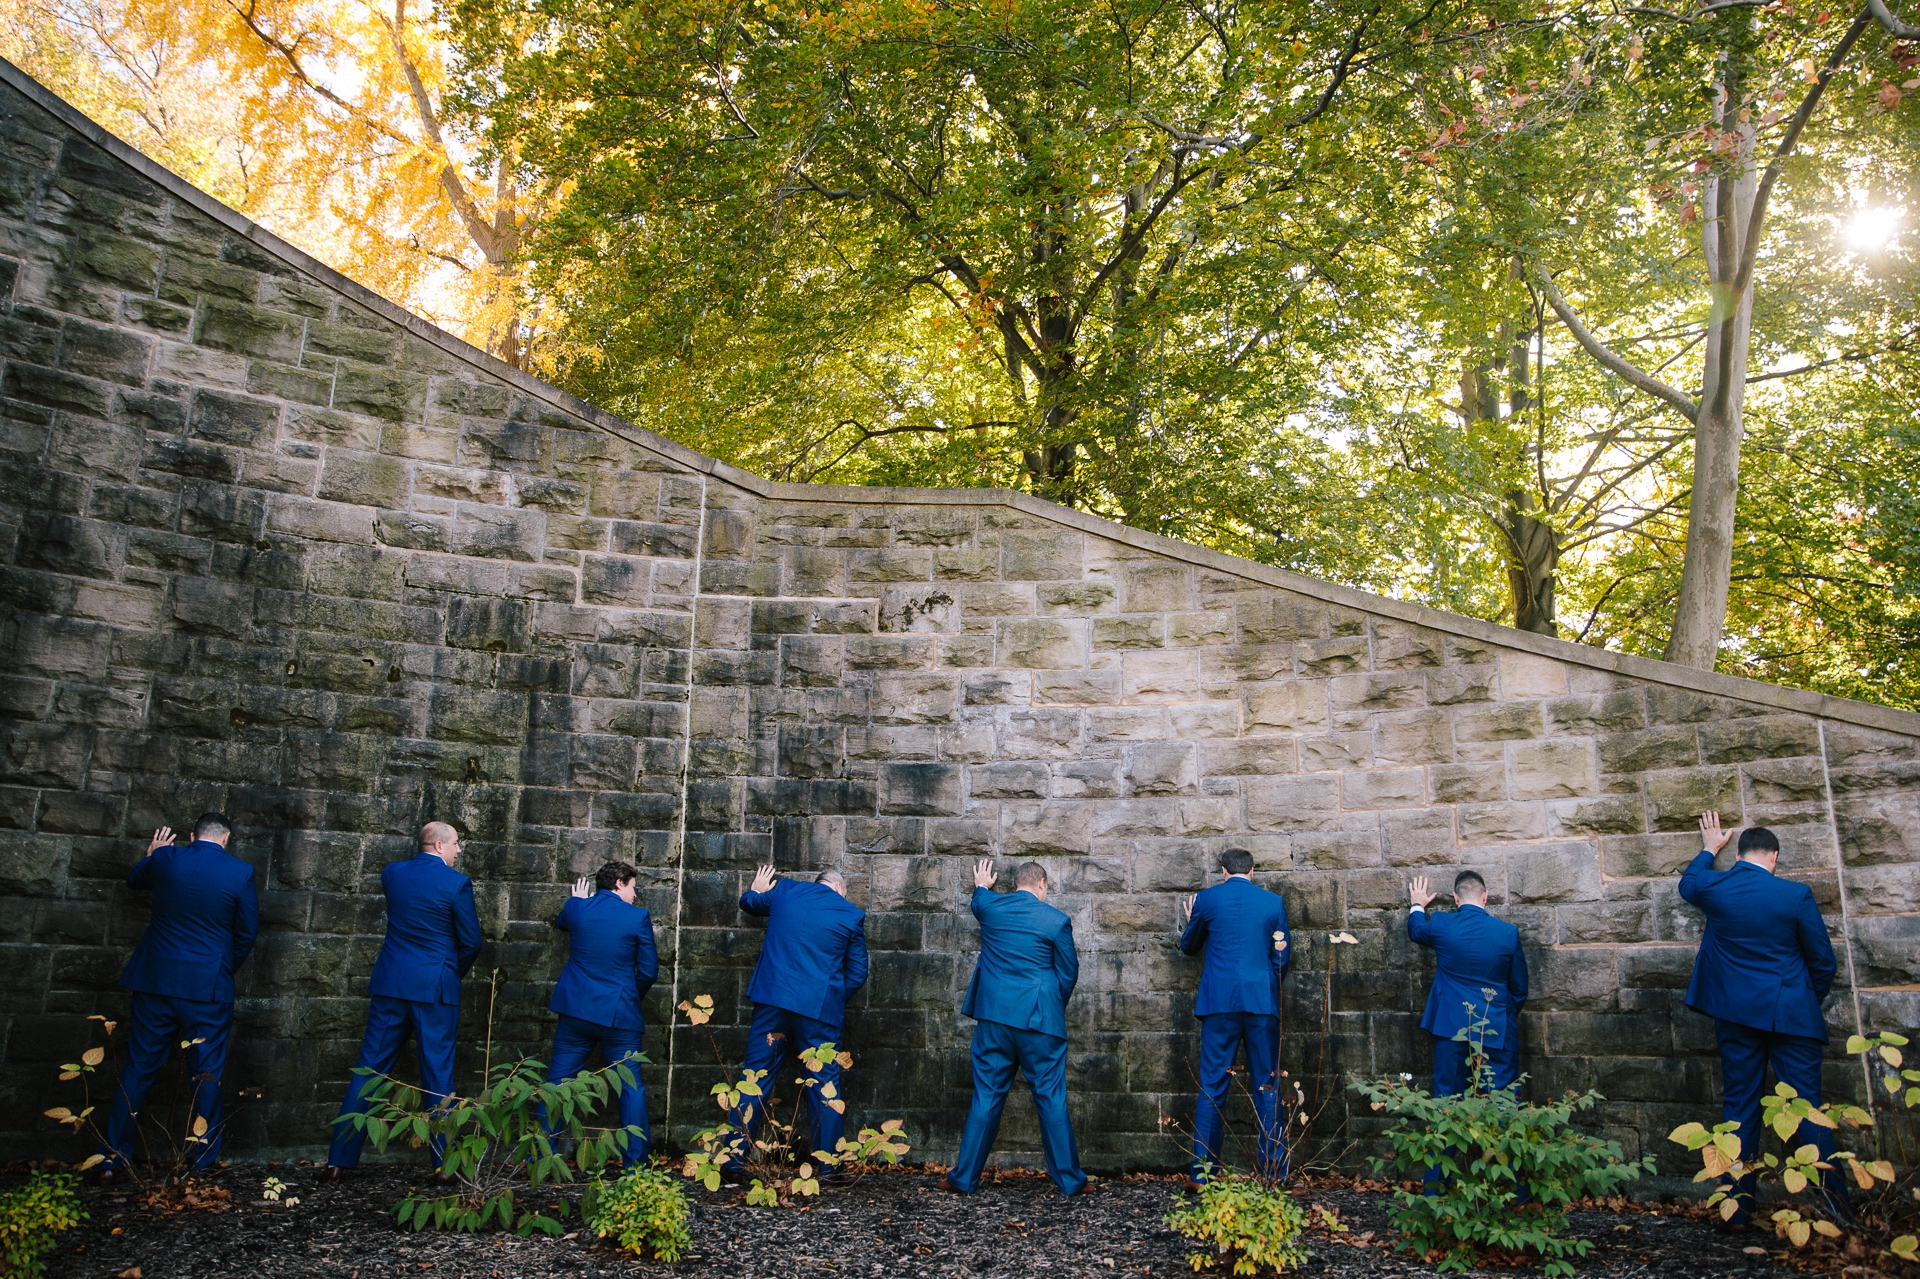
[318, 1166, 348, 1182]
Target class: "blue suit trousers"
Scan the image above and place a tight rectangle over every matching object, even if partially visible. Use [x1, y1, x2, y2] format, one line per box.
[1425, 1036, 1522, 1196]
[1192, 1012, 1284, 1181]
[1716, 1020, 1850, 1223]
[729, 1003, 846, 1165]
[950, 1020, 1087, 1196]
[541, 1016, 650, 1167]
[1433, 1036, 1519, 1097]
[328, 996, 460, 1169]
[100, 992, 233, 1172]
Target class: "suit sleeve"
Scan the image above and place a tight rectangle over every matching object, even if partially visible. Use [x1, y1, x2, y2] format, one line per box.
[740, 888, 773, 917]
[970, 886, 992, 920]
[452, 879, 484, 978]
[1053, 917, 1079, 1006]
[1678, 850, 1717, 906]
[1178, 898, 1207, 956]
[553, 897, 578, 931]
[232, 869, 260, 969]
[126, 854, 155, 889]
[635, 912, 660, 994]
[1795, 890, 1837, 1000]
[1408, 908, 1436, 948]
[844, 918, 870, 993]
[1508, 935, 1529, 1006]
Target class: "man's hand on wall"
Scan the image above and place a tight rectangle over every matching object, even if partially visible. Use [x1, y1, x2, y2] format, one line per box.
[570, 876, 593, 899]
[146, 827, 174, 857]
[1179, 895, 1196, 926]
[1699, 811, 1733, 855]
[973, 858, 996, 890]
[750, 863, 777, 894]
[1409, 876, 1437, 909]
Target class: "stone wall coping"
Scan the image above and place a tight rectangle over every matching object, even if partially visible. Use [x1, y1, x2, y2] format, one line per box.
[11, 54, 1916, 743]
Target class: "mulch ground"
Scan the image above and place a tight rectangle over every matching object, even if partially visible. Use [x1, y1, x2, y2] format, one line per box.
[25, 1162, 1857, 1279]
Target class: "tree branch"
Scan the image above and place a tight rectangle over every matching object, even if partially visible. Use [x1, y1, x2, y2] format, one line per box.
[1868, 0, 1920, 38]
[1534, 267, 1701, 422]
[1734, 9, 1874, 297]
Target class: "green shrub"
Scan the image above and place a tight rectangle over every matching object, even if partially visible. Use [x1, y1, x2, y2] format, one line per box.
[0, 1171, 87, 1278]
[1354, 1055, 1650, 1277]
[584, 1165, 692, 1262]
[1165, 1175, 1311, 1274]
[341, 1052, 646, 1235]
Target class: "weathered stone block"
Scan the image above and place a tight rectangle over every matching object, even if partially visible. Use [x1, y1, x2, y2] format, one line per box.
[1244, 775, 1340, 829]
[452, 507, 545, 562]
[1645, 767, 1740, 831]
[1508, 842, 1603, 903]
[1508, 740, 1597, 800]
[1244, 680, 1328, 734]
[880, 762, 963, 816]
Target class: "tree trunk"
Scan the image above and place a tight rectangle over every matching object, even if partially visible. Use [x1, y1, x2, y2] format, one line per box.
[1663, 104, 1757, 669]
[1498, 491, 1560, 636]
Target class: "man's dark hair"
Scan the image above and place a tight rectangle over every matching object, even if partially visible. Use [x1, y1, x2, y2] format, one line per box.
[1219, 847, 1255, 876]
[193, 812, 233, 841]
[1738, 827, 1781, 857]
[595, 860, 640, 892]
[1015, 861, 1048, 890]
[1453, 870, 1488, 899]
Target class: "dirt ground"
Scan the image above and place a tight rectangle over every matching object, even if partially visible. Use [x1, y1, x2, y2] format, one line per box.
[26, 1162, 1850, 1279]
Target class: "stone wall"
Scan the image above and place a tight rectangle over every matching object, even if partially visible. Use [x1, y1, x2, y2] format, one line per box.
[3, 60, 1917, 1174]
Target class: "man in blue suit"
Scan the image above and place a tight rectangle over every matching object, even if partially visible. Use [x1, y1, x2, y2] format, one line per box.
[544, 860, 658, 1166]
[1408, 870, 1528, 1096]
[98, 814, 259, 1180]
[944, 859, 1086, 1197]
[1179, 847, 1291, 1186]
[729, 862, 868, 1167]
[1681, 811, 1846, 1226]
[324, 821, 483, 1177]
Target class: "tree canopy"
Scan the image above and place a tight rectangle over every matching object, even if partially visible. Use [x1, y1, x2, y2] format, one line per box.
[10, 0, 1916, 708]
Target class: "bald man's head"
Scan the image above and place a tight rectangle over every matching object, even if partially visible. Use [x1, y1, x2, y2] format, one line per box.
[420, 822, 461, 864]
[818, 869, 847, 898]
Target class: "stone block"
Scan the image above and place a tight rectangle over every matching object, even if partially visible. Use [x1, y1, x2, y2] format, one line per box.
[1300, 732, 1371, 772]
[1120, 650, 1199, 702]
[1244, 680, 1328, 734]
[451, 507, 544, 562]
[1508, 842, 1603, 903]
[1198, 738, 1296, 777]
[195, 298, 303, 362]
[1382, 810, 1457, 865]
[1244, 775, 1340, 830]
[332, 362, 428, 422]
[998, 618, 1085, 669]
[1123, 743, 1197, 795]
[1597, 726, 1699, 775]
[1508, 740, 1597, 800]
[1293, 829, 1384, 869]
[849, 547, 932, 581]
[1329, 671, 1425, 713]
[1034, 671, 1121, 705]
[880, 762, 962, 816]
[999, 803, 1090, 855]
[1373, 709, 1453, 766]
[1429, 763, 1505, 804]
[871, 673, 959, 725]
[1051, 760, 1120, 798]
[1458, 801, 1547, 844]
[1645, 767, 1740, 832]
[1340, 769, 1425, 811]
[1372, 622, 1444, 669]
[1547, 795, 1644, 837]
[1235, 596, 1328, 644]
[1093, 615, 1163, 650]
[1497, 653, 1568, 698]
[997, 709, 1081, 760]
[1001, 530, 1082, 580]
[1699, 715, 1821, 764]
[1427, 664, 1496, 705]
[1453, 702, 1543, 742]
[971, 762, 1049, 798]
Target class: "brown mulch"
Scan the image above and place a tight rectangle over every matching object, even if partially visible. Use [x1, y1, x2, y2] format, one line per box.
[24, 1161, 1835, 1278]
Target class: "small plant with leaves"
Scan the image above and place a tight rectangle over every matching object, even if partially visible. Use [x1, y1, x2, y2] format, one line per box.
[44, 1014, 237, 1196]
[1166, 1172, 1311, 1274]
[0, 1171, 86, 1278]
[674, 994, 911, 1205]
[260, 1176, 299, 1207]
[582, 1164, 691, 1262]
[340, 972, 649, 1235]
[1355, 1003, 1650, 1276]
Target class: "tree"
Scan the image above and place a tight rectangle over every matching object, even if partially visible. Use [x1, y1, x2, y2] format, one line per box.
[0, 0, 539, 362]
[446, 0, 1472, 512]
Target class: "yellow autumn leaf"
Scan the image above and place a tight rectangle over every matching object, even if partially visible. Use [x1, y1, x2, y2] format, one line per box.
[82, 1047, 104, 1066]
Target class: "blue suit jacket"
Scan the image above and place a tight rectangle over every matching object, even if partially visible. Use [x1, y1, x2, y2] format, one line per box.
[1409, 903, 1528, 1048]
[739, 879, 869, 1028]
[551, 892, 659, 1032]
[367, 853, 484, 1005]
[1679, 851, 1835, 1041]
[118, 840, 259, 1004]
[1180, 876, 1291, 1018]
[962, 887, 1078, 1040]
